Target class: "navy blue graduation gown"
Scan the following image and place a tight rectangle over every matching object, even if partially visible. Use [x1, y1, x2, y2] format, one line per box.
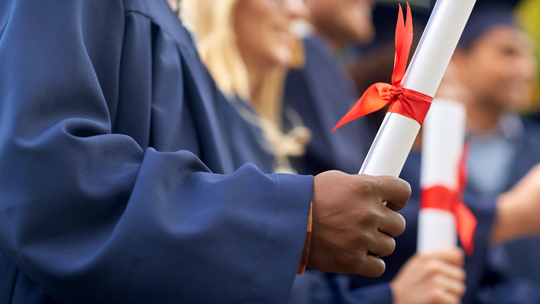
[283, 35, 372, 176]
[216, 94, 276, 174]
[479, 119, 540, 286]
[283, 33, 497, 304]
[0, 1, 314, 303]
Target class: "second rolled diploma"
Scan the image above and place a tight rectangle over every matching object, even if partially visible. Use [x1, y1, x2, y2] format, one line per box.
[417, 99, 466, 253]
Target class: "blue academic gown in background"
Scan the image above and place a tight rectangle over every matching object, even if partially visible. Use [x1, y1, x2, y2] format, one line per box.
[216, 94, 276, 174]
[283, 33, 497, 304]
[0, 1, 314, 303]
[473, 119, 540, 304]
[283, 35, 372, 176]
[481, 119, 540, 285]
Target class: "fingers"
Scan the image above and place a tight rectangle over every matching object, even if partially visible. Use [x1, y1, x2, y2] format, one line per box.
[420, 256, 466, 288]
[369, 232, 397, 258]
[360, 175, 411, 211]
[432, 261, 466, 282]
[356, 254, 386, 278]
[391, 250, 466, 304]
[309, 171, 412, 277]
[378, 208, 406, 238]
[420, 248, 465, 268]
[429, 274, 466, 304]
[434, 274, 467, 297]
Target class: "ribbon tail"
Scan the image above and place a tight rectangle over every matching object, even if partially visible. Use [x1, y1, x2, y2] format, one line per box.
[392, 4, 405, 84]
[333, 84, 392, 131]
[391, 3, 414, 86]
[454, 201, 477, 256]
[458, 144, 471, 190]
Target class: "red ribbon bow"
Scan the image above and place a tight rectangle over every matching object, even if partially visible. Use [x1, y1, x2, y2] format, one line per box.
[333, 3, 433, 132]
[420, 145, 478, 256]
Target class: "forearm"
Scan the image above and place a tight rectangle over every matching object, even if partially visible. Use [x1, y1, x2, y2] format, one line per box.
[490, 193, 530, 244]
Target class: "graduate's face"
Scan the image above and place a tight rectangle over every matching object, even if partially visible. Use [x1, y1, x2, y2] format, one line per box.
[234, 0, 303, 69]
[305, 0, 374, 45]
[457, 26, 537, 111]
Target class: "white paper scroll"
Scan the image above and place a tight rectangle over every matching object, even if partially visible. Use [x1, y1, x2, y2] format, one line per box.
[359, 0, 476, 177]
[417, 99, 467, 252]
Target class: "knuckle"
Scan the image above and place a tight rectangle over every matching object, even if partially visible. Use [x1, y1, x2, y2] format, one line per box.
[451, 248, 465, 263]
[356, 176, 377, 196]
[457, 268, 466, 281]
[433, 274, 445, 286]
[357, 208, 379, 228]
[350, 252, 368, 274]
[360, 229, 375, 244]
[426, 260, 442, 275]
[387, 237, 397, 253]
[429, 289, 446, 304]
[395, 177, 411, 196]
[416, 252, 429, 263]
[392, 213, 406, 236]
[346, 246, 365, 265]
[403, 180, 412, 196]
[457, 282, 467, 295]
[365, 260, 386, 278]
[380, 237, 396, 257]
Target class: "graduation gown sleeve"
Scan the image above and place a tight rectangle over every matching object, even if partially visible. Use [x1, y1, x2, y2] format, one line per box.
[288, 270, 393, 304]
[0, 0, 313, 303]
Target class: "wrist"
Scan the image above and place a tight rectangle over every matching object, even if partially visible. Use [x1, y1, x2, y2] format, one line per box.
[297, 202, 313, 274]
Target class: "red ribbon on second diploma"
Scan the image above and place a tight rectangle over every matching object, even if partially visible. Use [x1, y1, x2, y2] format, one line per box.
[333, 3, 433, 132]
[420, 146, 478, 256]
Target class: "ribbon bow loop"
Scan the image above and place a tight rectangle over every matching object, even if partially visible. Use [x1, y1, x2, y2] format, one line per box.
[333, 3, 433, 132]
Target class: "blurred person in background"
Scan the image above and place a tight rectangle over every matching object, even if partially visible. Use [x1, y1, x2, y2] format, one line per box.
[282, 0, 374, 177]
[451, 4, 540, 298]
[287, 1, 540, 303]
[183, 0, 311, 174]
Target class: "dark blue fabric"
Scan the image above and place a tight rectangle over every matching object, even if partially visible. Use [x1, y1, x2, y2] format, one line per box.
[289, 271, 392, 304]
[283, 35, 372, 176]
[0, 0, 314, 303]
[289, 271, 337, 304]
[458, 6, 517, 48]
[216, 94, 276, 174]
[343, 281, 393, 304]
[480, 119, 540, 289]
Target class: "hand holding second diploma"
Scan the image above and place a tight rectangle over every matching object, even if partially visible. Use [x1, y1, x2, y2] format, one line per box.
[391, 248, 466, 304]
[308, 171, 410, 277]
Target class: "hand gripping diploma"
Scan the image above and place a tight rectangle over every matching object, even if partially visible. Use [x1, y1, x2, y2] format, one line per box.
[308, 171, 410, 277]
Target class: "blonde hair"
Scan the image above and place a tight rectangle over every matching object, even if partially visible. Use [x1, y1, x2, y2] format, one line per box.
[182, 0, 311, 173]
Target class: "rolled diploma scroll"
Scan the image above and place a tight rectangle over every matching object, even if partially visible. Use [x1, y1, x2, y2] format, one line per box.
[359, 0, 476, 177]
[417, 99, 466, 252]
